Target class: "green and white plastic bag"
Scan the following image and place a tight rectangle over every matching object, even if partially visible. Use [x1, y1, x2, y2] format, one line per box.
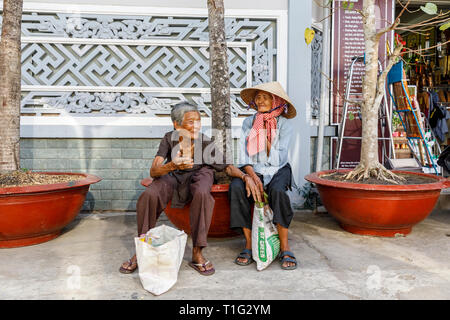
[251, 195, 281, 271]
[134, 224, 187, 295]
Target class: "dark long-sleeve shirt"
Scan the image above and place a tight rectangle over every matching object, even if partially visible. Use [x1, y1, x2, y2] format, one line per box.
[155, 130, 229, 208]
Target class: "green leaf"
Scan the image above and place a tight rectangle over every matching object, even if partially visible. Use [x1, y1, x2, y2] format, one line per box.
[420, 3, 438, 15]
[440, 21, 450, 31]
[342, 1, 354, 10]
[348, 112, 354, 121]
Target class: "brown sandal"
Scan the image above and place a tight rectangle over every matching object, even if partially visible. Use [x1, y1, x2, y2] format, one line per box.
[119, 258, 138, 274]
[188, 260, 215, 276]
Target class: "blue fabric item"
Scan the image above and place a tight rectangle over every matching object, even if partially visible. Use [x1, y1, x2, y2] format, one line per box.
[387, 61, 404, 85]
[238, 114, 294, 188]
[429, 91, 449, 142]
[430, 91, 439, 108]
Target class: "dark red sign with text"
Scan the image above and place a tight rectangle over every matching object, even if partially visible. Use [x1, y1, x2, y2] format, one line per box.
[331, 0, 394, 168]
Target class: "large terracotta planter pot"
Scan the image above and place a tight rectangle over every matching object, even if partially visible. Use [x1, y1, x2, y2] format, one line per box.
[0, 172, 101, 248]
[305, 169, 450, 237]
[141, 178, 238, 238]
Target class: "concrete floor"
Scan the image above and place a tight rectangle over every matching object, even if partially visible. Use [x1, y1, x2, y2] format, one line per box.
[1, 200, 450, 300]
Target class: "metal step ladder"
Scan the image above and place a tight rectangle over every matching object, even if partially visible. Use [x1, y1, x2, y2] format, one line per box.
[335, 55, 395, 169]
[387, 60, 441, 175]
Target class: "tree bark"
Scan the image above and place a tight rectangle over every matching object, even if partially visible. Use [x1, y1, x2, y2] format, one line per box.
[359, 0, 379, 169]
[344, 0, 401, 183]
[207, 0, 232, 164]
[0, 0, 23, 172]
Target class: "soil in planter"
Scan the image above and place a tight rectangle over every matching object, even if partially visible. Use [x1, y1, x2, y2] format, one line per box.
[323, 171, 437, 185]
[0, 170, 85, 188]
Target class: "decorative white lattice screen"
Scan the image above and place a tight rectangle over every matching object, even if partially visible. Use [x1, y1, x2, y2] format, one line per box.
[0, 8, 282, 118]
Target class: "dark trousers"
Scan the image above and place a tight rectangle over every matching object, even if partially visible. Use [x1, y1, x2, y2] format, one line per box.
[136, 166, 214, 247]
[228, 164, 293, 232]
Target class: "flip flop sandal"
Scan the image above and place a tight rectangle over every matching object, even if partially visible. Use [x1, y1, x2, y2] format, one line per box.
[119, 258, 138, 274]
[189, 260, 215, 276]
[279, 251, 298, 270]
[234, 248, 254, 266]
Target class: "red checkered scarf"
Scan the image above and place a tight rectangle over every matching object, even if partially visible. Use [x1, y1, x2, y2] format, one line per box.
[247, 95, 287, 156]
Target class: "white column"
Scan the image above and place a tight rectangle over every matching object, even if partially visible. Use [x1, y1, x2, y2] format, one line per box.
[287, 0, 312, 205]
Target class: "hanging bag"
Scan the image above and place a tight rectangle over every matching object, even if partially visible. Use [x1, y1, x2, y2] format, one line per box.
[251, 193, 281, 271]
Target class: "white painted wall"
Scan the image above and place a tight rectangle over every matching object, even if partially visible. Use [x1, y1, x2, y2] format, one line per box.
[287, 0, 314, 205]
[312, 0, 325, 26]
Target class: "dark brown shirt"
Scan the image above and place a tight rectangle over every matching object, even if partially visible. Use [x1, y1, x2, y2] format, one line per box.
[155, 130, 229, 208]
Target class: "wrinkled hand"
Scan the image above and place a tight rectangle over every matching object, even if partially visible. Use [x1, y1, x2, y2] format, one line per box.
[251, 174, 264, 198]
[182, 143, 194, 159]
[243, 175, 263, 203]
[178, 131, 194, 159]
[173, 150, 194, 170]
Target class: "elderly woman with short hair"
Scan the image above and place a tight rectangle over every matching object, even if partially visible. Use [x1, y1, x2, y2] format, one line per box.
[120, 101, 244, 276]
[229, 82, 298, 270]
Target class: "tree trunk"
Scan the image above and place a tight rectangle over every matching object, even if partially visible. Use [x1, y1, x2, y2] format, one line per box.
[0, 0, 23, 172]
[207, 0, 232, 164]
[344, 0, 401, 183]
[360, 0, 379, 169]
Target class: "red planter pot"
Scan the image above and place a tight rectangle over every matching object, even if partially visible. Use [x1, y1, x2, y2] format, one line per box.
[0, 172, 101, 248]
[305, 170, 450, 237]
[140, 178, 238, 238]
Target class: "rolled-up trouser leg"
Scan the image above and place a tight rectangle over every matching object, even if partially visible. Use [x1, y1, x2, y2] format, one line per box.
[228, 177, 254, 233]
[136, 174, 176, 236]
[267, 164, 293, 228]
[189, 167, 214, 247]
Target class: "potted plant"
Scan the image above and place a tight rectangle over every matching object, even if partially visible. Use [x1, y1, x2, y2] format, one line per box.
[305, 1, 450, 237]
[0, 0, 101, 248]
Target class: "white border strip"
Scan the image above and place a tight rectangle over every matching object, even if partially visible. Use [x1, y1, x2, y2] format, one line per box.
[277, 9, 288, 89]
[21, 86, 244, 94]
[16, 3, 284, 19]
[20, 116, 247, 138]
[21, 37, 249, 48]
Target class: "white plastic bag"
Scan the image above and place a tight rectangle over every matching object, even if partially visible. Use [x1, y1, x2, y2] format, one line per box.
[251, 203, 281, 271]
[134, 224, 187, 295]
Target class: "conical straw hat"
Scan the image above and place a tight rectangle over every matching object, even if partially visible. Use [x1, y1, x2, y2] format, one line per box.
[240, 81, 297, 119]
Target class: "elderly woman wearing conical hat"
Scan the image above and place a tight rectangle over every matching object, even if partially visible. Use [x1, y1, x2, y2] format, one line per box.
[228, 81, 298, 270]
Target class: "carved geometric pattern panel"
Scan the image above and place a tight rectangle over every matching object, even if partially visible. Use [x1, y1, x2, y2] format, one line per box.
[21, 91, 255, 117]
[310, 27, 323, 119]
[1, 10, 278, 117]
[21, 43, 249, 88]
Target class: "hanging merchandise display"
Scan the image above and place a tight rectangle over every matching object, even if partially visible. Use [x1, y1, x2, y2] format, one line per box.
[393, 9, 450, 176]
